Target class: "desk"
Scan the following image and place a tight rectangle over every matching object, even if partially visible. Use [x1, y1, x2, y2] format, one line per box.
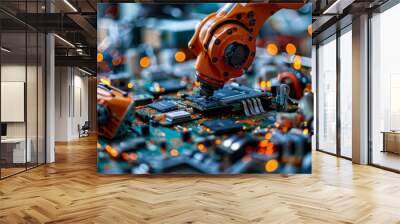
[382, 131, 400, 154]
[1, 138, 31, 163]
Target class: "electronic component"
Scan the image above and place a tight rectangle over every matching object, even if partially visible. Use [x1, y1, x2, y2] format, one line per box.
[134, 94, 154, 106]
[203, 119, 243, 135]
[186, 84, 269, 116]
[185, 94, 229, 112]
[117, 138, 147, 153]
[165, 110, 191, 123]
[213, 84, 267, 104]
[227, 153, 279, 174]
[275, 84, 290, 111]
[148, 100, 178, 112]
[141, 125, 150, 136]
[159, 140, 167, 150]
[217, 135, 258, 169]
[181, 130, 191, 142]
[144, 150, 220, 174]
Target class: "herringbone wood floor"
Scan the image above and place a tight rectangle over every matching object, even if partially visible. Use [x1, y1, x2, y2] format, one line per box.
[0, 136, 399, 224]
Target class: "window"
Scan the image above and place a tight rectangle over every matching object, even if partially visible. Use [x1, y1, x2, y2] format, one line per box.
[0, 0, 47, 179]
[371, 3, 400, 171]
[339, 28, 352, 158]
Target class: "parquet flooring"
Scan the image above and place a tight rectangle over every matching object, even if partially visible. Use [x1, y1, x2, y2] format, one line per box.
[0, 135, 399, 224]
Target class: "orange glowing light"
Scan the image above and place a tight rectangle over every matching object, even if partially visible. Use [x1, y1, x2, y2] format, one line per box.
[265, 132, 272, 140]
[197, 144, 207, 153]
[265, 146, 274, 155]
[122, 152, 129, 161]
[260, 81, 271, 90]
[97, 53, 104, 63]
[175, 51, 186, 63]
[259, 140, 269, 148]
[303, 128, 309, 135]
[285, 43, 296, 55]
[104, 145, 118, 157]
[130, 153, 138, 160]
[215, 139, 222, 144]
[170, 149, 179, 157]
[106, 145, 118, 157]
[265, 159, 279, 172]
[308, 24, 312, 36]
[305, 83, 312, 92]
[105, 145, 112, 153]
[293, 55, 302, 70]
[127, 82, 134, 89]
[266, 43, 278, 56]
[260, 81, 267, 89]
[139, 56, 151, 68]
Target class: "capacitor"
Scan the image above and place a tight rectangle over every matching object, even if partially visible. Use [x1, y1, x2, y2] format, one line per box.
[181, 130, 191, 142]
[160, 141, 167, 151]
[141, 124, 150, 136]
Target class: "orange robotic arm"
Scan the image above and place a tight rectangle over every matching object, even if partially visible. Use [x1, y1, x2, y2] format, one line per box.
[189, 2, 304, 96]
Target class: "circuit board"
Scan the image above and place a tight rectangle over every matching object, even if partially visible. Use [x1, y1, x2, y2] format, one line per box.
[96, 3, 313, 174]
[97, 79, 312, 174]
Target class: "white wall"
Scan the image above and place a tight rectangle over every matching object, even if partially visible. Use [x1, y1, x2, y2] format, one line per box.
[0, 65, 41, 138]
[55, 67, 90, 141]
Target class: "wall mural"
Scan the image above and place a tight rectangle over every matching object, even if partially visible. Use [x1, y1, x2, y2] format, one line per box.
[97, 3, 313, 174]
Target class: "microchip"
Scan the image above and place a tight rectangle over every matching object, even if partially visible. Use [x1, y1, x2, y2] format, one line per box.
[148, 79, 186, 95]
[165, 110, 191, 123]
[148, 100, 177, 112]
[202, 119, 243, 135]
[186, 84, 270, 112]
[134, 94, 154, 106]
[213, 84, 267, 104]
[213, 88, 245, 100]
[185, 94, 229, 111]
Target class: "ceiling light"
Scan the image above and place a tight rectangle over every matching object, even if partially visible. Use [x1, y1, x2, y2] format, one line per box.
[78, 67, 93, 76]
[322, 0, 354, 15]
[63, 0, 78, 12]
[323, 0, 341, 14]
[1, 47, 11, 53]
[54, 34, 75, 48]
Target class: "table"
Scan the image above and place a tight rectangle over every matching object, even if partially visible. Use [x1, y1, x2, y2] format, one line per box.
[381, 131, 400, 154]
[1, 138, 31, 164]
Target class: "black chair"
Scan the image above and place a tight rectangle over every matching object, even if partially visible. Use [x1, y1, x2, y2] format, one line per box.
[78, 121, 90, 138]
